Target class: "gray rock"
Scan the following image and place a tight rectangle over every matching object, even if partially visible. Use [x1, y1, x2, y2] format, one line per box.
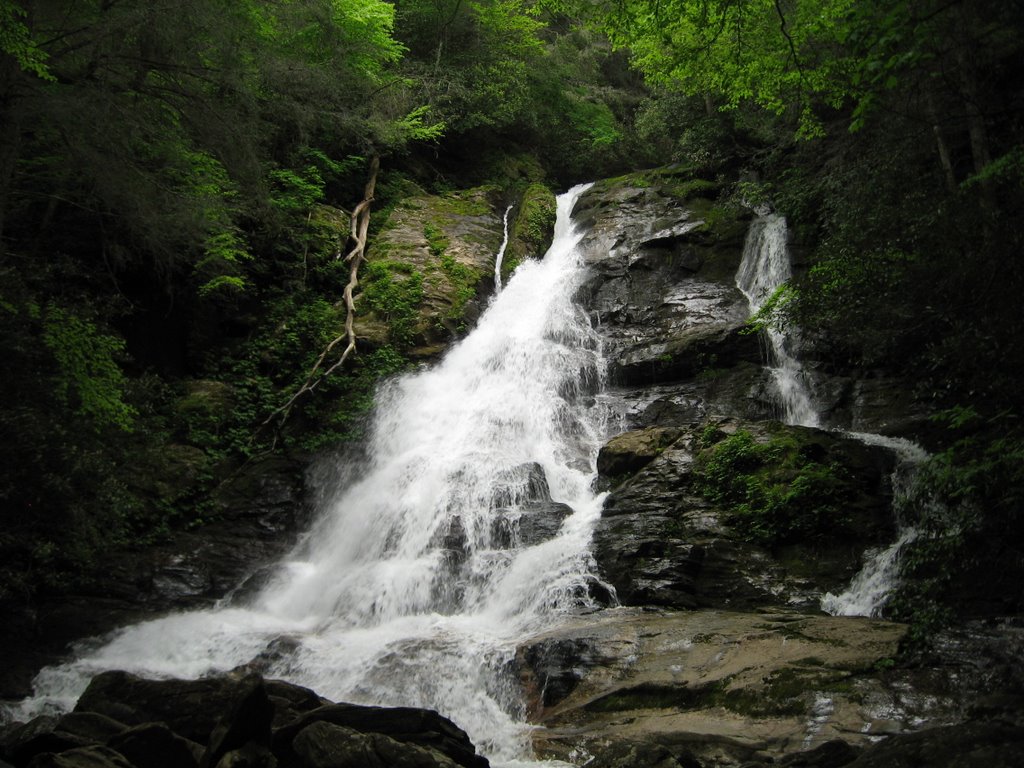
[26, 746, 133, 768]
[201, 675, 273, 768]
[292, 722, 459, 768]
[272, 703, 487, 768]
[108, 723, 202, 768]
[597, 427, 683, 479]
[492, 501, 574, 548]
[592, 421, 897, 611]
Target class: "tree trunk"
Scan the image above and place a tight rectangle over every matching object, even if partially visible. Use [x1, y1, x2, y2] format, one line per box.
[926, 91, 957, 194]
[0, 61, 24, 256]
[951, 9, 996, 211]
[259, 155, 381, 439]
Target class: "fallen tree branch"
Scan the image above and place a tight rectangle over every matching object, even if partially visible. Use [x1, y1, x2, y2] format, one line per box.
[257, 154, 380, 441]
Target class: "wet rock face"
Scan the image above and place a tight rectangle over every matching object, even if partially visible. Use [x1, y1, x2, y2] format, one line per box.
[1, 672, 489, 768]
[591, 420, 897, 612]
[523, 608, 909, 766]
[520, 611, 1024, 768]
[510, 168, 979, 766]
[354, 186, 506, 358]
[573, 172, 755, 396]
[1, 456, 311, 701]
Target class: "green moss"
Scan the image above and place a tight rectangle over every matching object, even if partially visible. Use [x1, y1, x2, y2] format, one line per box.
[439, 253, 481, 325]
[695, 429, 850, 546]
[441, 188, 494, 216]
[589, 166, 718, 199]
[584, 683, 718, 713]
[419, 222, 482, 327]
[507, 183, 556, 275]
[361, 260, 425, 347]
[423, 222, 449, 257]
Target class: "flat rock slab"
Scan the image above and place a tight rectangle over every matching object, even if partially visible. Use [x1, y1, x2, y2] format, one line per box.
[519, 608, 911, 765]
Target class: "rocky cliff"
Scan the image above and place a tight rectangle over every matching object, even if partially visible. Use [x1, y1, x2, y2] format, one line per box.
[512, 167, 1024, 766]
[3, 169, 1022, 768]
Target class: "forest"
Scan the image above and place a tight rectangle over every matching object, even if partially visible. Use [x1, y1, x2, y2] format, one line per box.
[1, 0, 1023, 648]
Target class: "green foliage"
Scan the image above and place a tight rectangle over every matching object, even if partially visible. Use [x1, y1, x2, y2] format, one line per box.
[0, 0, 52, 80]
[362, 259, 425, 346]
[890, 407, 1024, 644]
[41, 306, 136, 432]
[550, 0, 860, 139]
[695, 429, 848, 546]
[568, 97, 621, 149]
[743, 283, 795, 335]
[506, 182, 556, 274]
[299, 345, 409, 448]
[394, 105, 447, 143]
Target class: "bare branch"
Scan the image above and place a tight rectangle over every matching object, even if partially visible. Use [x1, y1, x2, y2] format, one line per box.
[257, 155, 380, 441]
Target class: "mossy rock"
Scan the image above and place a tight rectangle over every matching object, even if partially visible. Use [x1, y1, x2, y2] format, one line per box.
[505, 183, 557, 275]
[176, 380, 235, 419]
[362, 186, 504, 354]
[596, 427, 683, 481]
[694, 420, 896, 547]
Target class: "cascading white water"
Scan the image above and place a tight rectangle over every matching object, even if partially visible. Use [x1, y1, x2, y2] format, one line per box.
[736, 214, 821, 428]
[10, 184, 608, 766]
[494, 204, 514, 292]
[736, 216, 925, 617]
[821, 433, 928, 617]
[820, 528, 919, 617]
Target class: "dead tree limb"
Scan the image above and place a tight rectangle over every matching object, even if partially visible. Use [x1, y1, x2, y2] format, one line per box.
[258, 154, 380, 439]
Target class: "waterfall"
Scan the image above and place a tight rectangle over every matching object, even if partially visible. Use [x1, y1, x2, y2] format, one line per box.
[821, 528, 919, 617]
[736, 216, 925, 617]
[494, 204, 514, 292]
[736, 214, 820, 428]
[11, 184, 608, 765]
[821, 433, 928, 617]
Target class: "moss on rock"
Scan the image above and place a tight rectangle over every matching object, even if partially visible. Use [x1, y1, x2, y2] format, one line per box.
[357, 186, 503, 356]
[506, 183, 557, 276]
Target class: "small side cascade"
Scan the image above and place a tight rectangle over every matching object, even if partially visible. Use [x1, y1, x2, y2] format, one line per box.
[736, 215, 927, 617]
[493, 204, 514, 292]
[736, 214, 820, 428]
[821, 433, 928, 617]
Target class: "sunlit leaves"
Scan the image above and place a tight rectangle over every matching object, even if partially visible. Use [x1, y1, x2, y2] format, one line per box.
[546, 0, 865, 138]
[0, 0, 53, 80]
[41, 306, 137, 432]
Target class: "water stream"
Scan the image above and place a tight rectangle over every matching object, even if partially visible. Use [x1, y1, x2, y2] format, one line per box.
[10, 185, 608, 765]
[494, 204, 514, 292]
[736, 214, 820, 429]
[737, 215, 924, 617]
[821, 433, 927, 617]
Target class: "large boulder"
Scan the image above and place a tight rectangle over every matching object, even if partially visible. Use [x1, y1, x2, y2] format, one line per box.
[573, 169, 753, 390]
[74, 673, 253, 746]
[291, 722, 460, 768]
[596, 427, 683, 480]
[6, 673, 490, 768]
[108, 724, 202, 768]
[272, 703, 488, 768]
[355, 186, 506, 357]
[593, 420, 897, 611]
[520, 608, 909, 766]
